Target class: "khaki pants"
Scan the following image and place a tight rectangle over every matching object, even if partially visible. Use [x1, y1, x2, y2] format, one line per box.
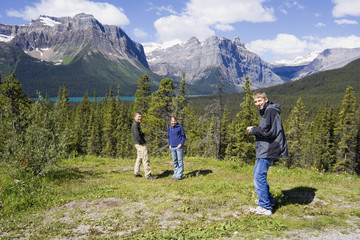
[134, 144, 151, 177]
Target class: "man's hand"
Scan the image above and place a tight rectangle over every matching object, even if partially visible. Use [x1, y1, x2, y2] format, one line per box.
[247, 126, 253, 133]
[177, 144, 182, 148]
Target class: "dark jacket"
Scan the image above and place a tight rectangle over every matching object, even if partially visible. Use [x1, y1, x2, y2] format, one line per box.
[131, 121, 146, 145]
[167, 123, 186, 148]
[250, 102, 288, 159]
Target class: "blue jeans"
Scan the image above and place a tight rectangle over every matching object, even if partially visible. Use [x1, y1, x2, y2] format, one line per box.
[254, 158, 275, 210]
[171, 147, 184, 179]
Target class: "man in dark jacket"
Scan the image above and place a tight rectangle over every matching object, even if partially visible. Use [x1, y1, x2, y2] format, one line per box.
[247, 91, 288, 215]
[131, 112, 154, 180]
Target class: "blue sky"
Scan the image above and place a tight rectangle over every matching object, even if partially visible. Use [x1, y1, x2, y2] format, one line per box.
[1, 0, 360, 63]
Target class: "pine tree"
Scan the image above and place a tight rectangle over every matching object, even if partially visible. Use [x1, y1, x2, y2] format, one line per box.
[133, 75, 151, 115]
[285, 97, 308, 168]
[116, 104, 133, 158]
[310, 107, 336, 171]
[87, 91, 103, 155]
[173, 72, 187, 124]
[225, 77, 258, 164]
[52, 84, 74, 156]
[102, 87, 118, 157]
[0, 74, 31, 165]
[143, 78, 176, 153]
[334, 86, 359, 173]
[73, 92, 92, 155]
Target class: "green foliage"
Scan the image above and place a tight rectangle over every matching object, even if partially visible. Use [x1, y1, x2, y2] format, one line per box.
[133, 75, 152, 114]
[334, 86, 359, 173]
[143, 78, 176, 153]
[225, 78, 258, 164]
[285, 98, 309, 168]
[310, 107, 336, 171]
[0, 175, 57, 215]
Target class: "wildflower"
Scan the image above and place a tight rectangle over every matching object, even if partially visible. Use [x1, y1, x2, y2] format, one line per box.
[14, 179, 20, 183]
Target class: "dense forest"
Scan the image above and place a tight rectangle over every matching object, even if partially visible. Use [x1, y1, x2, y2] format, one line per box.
[0, 73, 359, 177]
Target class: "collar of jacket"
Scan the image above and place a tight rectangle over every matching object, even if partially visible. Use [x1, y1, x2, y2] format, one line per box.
[259, 101, 271, 116]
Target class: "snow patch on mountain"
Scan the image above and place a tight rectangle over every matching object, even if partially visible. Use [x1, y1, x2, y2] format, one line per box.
[39, 16, 62, 27]
[0, 34, 14, 42]
[273, 51, 321, 66]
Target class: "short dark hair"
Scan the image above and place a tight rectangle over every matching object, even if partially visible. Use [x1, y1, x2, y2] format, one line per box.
[134, 112, 142, 117]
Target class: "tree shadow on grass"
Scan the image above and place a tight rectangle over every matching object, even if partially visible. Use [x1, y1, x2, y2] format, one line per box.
[273, 186, 317, 212]
[184, 170, 213, 178]
[45, 168, 96, 183]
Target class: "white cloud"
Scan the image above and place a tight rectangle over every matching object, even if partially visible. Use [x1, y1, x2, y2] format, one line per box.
[247, 33, 360, 62]
[334, 19, 358, 25]
[146, 4, 177, 16]
[133, 28, 148, 38]
[332, 0, 360, 17]
[154, 0, 275, 43]
[214, 24, 235, 32]
[315, 22, 326, 27]
[6, 0, 129, 26]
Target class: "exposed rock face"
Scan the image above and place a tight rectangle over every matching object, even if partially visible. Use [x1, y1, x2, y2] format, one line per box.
[0, 13, 148, 68]
[147, 36, 284, 89]
[293, 48, 360, 80]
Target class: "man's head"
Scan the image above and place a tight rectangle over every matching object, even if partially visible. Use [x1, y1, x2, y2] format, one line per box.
[170, 116, 177, 126]
[253, 91, 268, 110]
[134, 112, 142, 122]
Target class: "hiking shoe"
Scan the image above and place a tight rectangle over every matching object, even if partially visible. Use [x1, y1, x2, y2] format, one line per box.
[134, 174, 142, 178]
[171, 175, 183, 180]
[255, 199, 275, 207]
[250, 206, 272, 216]
[146, 174, 155, 180]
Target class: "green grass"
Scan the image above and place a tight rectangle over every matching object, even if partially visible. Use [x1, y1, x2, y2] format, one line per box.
[0, 156, 359, 239]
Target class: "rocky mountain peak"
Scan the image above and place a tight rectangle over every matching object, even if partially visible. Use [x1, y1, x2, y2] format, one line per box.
[0, 13, 148, 68]
[147, 35, 284, 91]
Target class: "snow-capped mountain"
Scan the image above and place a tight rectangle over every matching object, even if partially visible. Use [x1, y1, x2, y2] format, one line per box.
[146, 36, 284, 92]
[292, 48, 360, 80]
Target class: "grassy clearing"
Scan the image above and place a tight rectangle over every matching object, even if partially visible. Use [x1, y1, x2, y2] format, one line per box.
[0, 156, 359, 239]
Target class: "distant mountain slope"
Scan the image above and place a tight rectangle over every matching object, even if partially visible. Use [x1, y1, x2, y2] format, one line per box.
[189, 57, 360, 119]
[0, 14, 159, 97]
[147, 36, 284, 94]
[292, 48, 360, 80]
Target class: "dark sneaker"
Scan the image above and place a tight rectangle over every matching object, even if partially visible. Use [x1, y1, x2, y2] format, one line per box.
[134, 174, 142, 178]
[146, 174, 155, 180]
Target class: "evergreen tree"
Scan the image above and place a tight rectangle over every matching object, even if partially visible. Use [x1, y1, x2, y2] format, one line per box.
[52, 84, 74, 156]
[0, 74, 31, 165]
[310, 107, 336, 171]
[87, 91, 103, 155]
[102, 87, 118, 157]
[334, 86, 359, 173]
[143, 78, 176, 153]
[73, 92, 92, 155]
[173, 73, 187, 124]
[133, 75, 151, 115]
[225, 77, 258, 164]
[285, 97, 308, 168]
[116, 104, 133, 158]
